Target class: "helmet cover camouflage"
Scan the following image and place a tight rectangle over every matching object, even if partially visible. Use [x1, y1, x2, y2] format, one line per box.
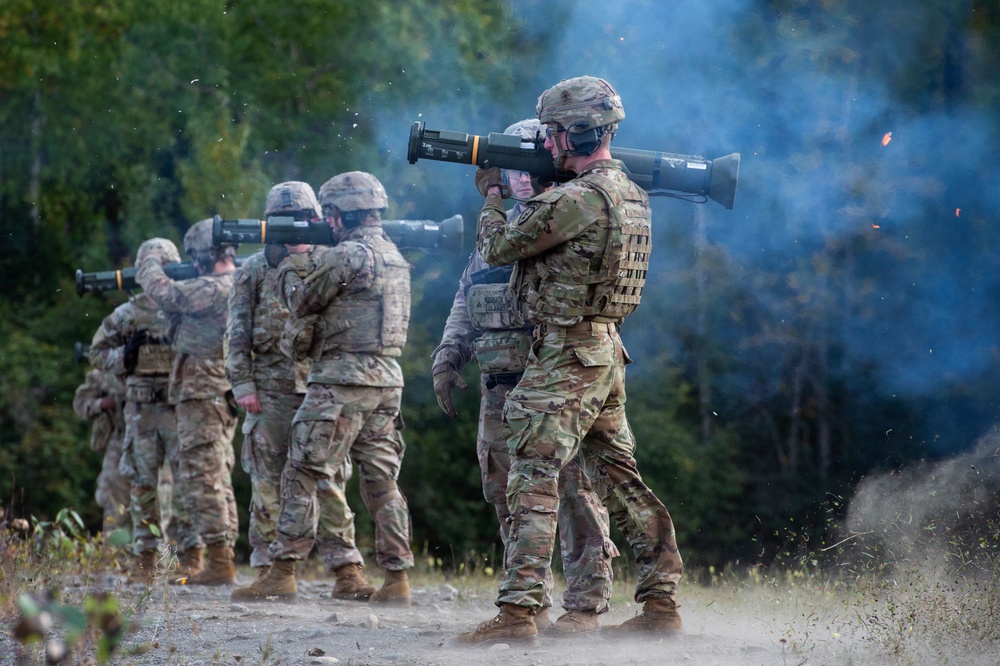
[318, 171, 388, 213]
[504, 118, 543, 142]
[535, 76, 625, 133]
[136, 237, 181, 265]
[184, 218, 237, 260]
[264, 180, 321, 218]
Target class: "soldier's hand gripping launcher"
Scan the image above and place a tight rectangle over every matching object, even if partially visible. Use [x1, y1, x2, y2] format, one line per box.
[210, 214, 464, 253]
[407, 121, 740, 209]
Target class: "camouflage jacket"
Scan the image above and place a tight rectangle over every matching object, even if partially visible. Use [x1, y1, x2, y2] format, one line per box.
[477, 159, 649, 327]
[72, 368, 126, 452]
[136, 257, 233, 403]
[88, 294, 173, 401]
[279, 228, 408, 388]
[226, 250, 309, 400]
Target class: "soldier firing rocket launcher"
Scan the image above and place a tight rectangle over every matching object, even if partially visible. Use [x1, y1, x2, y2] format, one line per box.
[76, 213, 464, 297]
[407, 121, 740, 209]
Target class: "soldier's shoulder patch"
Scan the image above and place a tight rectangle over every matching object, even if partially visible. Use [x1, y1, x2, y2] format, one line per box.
[513, 201, 545, 226]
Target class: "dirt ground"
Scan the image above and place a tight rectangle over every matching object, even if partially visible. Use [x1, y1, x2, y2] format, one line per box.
[0, 567, 896, 666]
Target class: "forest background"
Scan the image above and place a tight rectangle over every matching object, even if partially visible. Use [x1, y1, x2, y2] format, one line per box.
[1, 0, 998, 574]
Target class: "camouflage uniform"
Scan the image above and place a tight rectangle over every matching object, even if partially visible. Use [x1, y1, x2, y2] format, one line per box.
[89, 294, 186, 554]
[273, 228, 413, 571]
[432, 199, 616, 615]
[228, 247, 362, 571]
[475, 155, 683, 609]
[72, 368, 130, 532]
[136, 232, 239, 552]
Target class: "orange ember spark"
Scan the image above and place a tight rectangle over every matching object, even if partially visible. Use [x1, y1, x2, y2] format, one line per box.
[956, 208, 961, 217]
[872, 223, 881, 229]
[881, 132, 892, 147]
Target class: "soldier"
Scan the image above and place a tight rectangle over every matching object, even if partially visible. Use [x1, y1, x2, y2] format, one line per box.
[232, 171, 413, 604]
[89, 239, 186, 584]
[455, 76, 684, 645]
[72, 367, 130, 532]
[227, 180, 375, 597]
[136, 220, 240, 585]
[433, 118, 616, 635]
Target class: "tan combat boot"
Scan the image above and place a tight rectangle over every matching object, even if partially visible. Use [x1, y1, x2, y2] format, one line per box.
[453, 603, 538, 646]
[604, 597, 683, 635]
[331, 563, 376, 601]
[534, 607, 552, 632]
[254, 565, 271, 581]
[183, 543, 236, 586]
[371, 569, 410, 606]
[231, 559, 297, 602]
[168, 548, 204, 584]
[128, 549, 159, 585]
[548, 609, 600, 635]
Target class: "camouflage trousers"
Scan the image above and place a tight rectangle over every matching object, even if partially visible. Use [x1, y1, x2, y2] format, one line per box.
[479, 374, 616, 613]
[119, 400, 188, 554]
[270, 384, 414, 571]
[497, 324, 683, 609]
[242, 390, 362, 569]
[96, 432, 131, 533]
[175, 397, 239, 549]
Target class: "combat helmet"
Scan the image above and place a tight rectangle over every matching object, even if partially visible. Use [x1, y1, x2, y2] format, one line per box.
[136, 237, 180, 266]
[184, 218, 238, 273]
[536, 76, 624, 161]
[319, 171, 388, 228]
[504, 118, 543, 143]
[264, 181, 321, 219]
[502, 118, 543, 193]
[319, 171, 388, 213]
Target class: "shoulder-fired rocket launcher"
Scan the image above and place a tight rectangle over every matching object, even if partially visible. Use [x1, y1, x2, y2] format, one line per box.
[407, 121, 740, 210]
[210, 214, 463, 252]
[76, 213, 464, 297]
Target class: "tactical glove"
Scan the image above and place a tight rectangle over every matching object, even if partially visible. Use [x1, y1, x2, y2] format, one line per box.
[432, 367, 468, 420]
[264, 244, 289, 268]
[123, 329, 150, 373]
[475, 167, 509, 198]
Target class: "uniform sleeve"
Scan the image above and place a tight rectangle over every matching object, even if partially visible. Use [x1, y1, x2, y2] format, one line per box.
[72, 370, 106, 420]
[136, 257, 217, 315]
[226, 263, 258, 400]
[88, 308, 128, 378]
[477, 185, 602, 266]
[431, 254, 480, 373]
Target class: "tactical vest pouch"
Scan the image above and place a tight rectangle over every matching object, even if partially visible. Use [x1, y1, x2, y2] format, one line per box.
[134, 343, 172, 376]
[279, 314, 323, 362]
[473, 330, 531, 374]
[467, 283, 524, 330]
[90, 412, 113, 452]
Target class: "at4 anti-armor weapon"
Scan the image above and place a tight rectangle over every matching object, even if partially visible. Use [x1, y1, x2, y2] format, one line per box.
[76, 213, 465, 297]
[211, 214, 464, 253]
[407, 121, 740, 209]
[74, 259, 240, 297]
